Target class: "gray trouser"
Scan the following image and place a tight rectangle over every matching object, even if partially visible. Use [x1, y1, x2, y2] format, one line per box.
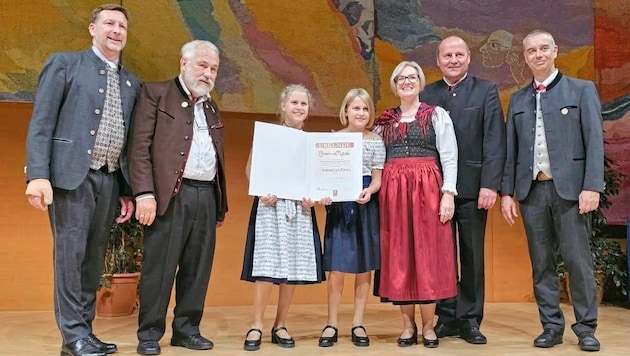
[49, 169, 119, 343]
[520, 180, 598, 336]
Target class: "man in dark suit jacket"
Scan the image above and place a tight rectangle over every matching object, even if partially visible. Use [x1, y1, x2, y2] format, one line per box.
[24, 4, 139, 356]
[501, 30, 604, 352]
[420, 36, 506, 345]
[128, 40, 228, 356]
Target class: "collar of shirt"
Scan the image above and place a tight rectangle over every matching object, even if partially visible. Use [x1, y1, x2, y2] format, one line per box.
[534, 68, 559, 89]
[177, 75, 210, 104]
[442, 73, 468, 88]
[91, 46, 119, 69]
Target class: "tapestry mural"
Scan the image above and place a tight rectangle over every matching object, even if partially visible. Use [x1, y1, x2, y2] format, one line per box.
[0, 0, 628, 222]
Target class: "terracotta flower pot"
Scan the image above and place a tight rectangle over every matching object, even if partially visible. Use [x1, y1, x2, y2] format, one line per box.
[96, 272, 141, 317]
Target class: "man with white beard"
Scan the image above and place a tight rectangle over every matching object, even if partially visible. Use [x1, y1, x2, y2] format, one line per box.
[128, 40, 228, 355]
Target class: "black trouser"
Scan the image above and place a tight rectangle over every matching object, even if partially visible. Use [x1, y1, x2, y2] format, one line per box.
[49, 169, 119, 343]
[520, 180, 597, 335]
[436, 199, 488, 328]
[137, 179, 217, 341]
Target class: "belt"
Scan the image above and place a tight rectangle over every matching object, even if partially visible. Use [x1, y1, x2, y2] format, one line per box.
[536, 171, 552, 181]
[91, 166, 118, 174]
[182, 178, 215, 186]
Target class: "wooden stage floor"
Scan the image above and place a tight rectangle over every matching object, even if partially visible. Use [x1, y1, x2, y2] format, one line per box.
[1, 303, 628, 355]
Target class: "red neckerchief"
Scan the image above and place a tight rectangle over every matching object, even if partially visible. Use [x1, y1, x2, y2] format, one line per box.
[374, 103, 434, 145]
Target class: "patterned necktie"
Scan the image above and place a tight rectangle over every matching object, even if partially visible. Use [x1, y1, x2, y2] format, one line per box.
[91, 64, 125, 172]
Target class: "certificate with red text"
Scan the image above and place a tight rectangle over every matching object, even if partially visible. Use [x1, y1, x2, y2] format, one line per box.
[248, 121, 362, 201]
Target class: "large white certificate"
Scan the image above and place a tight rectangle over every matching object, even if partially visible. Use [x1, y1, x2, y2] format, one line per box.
[248, 121, 362, 201]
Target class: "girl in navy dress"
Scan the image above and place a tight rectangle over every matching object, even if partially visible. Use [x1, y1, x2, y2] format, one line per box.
[319, 88, 385, 348]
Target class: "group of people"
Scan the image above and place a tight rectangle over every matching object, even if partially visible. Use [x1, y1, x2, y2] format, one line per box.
[23, 3, 605, 356]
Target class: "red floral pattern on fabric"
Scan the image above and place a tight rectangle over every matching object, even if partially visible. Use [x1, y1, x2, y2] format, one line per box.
[374, 103, 435, 145]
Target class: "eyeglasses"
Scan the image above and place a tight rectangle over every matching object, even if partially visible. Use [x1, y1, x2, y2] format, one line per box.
[394, 74, 420, 84]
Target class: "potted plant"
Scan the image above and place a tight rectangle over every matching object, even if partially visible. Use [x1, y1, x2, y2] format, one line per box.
[96, 216, 144, 317]
[558, 153, 628, 302]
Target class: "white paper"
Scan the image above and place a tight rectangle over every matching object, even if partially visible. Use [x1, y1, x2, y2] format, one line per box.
[248, 121, 363, 201]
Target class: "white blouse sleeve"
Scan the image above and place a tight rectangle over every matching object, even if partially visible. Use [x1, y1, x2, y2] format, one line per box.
[432, 106, 458, 195]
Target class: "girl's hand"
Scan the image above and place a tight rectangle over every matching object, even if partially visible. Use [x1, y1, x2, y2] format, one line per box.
[260, 194, 277, 206]
[356, 188, 371, 205]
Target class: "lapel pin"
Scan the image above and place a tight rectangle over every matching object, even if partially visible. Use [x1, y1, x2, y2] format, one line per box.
[561, 108, 568, 115]
[126, 80, 131, 87]
[181, 102, 189, 108]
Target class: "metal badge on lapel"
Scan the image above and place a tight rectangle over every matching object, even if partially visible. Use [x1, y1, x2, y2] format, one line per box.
[126, 80, 131, 87]
[181, 101, 189, 108]
[561, 108, 569, 115]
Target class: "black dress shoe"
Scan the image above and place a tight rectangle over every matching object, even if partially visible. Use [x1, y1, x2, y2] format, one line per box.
[170, 334, 213, 350]
[244, 328, 263, 351]
[460, 326, 487, 344]
[577, 331, 600, 352]
[271, 327, 295, 348]
[318, 325, 338, 347]
[434, 323, 459, 338]
[351, 325, 369, 347]
[87, 334, 118, 354]
[61, 338, 106, 356]
[136, 341, 160, 355]
[534, 329, 563, 348]
[397, 323, 418, 347]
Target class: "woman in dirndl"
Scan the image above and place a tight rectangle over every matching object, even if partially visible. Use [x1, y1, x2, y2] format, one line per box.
[373, 61, 458, 348]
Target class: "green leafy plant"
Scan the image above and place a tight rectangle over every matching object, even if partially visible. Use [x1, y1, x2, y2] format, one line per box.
[99, 217, 144, 289]
[588, 154, 628, 297]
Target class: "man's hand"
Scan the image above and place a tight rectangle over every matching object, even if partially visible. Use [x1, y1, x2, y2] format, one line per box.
[116, 197, 135, 223]
[25, 179, 53, 211]
[500, 195, 518, 226]
[478, 188, 498, 210]
[579, 190, 600, 214]
[135, 197, 157, 226]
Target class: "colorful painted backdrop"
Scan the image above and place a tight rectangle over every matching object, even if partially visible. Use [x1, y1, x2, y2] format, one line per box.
[0, 0, 628, 222]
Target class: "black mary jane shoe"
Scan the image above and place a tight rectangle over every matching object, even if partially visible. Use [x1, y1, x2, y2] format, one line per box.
[318, 325, 338, 347]
[244, 328, 263, 351]
[271, 326, 295, 348]
[397, 323, 418, 347]
[423, 336, 440, 348]
[351, 325, 370, 347]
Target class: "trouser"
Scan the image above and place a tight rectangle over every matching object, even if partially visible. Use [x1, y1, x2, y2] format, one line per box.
[50, 169, 120, 343]
[436, 199, 487, 328]
[520, 180, 598, 335]
[137, 179, 217, 341]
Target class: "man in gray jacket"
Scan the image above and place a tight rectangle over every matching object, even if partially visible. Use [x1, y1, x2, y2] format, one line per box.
[24, 4, 139, 356]
[501, 30, 603, 352]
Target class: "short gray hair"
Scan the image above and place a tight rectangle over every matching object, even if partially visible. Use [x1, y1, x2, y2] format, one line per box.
[181, 40, 220, 59]
[389, 61, 426, 95]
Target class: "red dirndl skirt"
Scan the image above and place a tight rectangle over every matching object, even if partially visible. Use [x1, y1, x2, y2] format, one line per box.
[376, 157, 457, 302]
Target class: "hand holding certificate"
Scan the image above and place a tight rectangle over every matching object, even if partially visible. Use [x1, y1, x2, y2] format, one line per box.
[248, 121, 363, 201]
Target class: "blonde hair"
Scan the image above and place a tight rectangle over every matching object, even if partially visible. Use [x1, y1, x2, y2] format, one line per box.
[338, 88, 375, 128]
[389, 61, 426, 95]
[278, 84, 313, 124]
